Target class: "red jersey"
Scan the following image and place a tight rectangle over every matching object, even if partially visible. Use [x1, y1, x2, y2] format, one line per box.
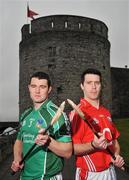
[70, 98, 120, 174]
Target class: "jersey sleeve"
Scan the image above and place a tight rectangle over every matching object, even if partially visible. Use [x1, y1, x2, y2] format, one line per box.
[16, 129, 22, 140]
[16, 107, 32, 141]
[16, 114, 23, 140]
[69, 111, 94, 144]
[103, 109, 120, 140]
[110, 121, 120, 139]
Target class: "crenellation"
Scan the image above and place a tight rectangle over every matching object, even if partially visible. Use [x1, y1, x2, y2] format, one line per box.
[21, 24, 30, 40]
[21, 15, 108, 39]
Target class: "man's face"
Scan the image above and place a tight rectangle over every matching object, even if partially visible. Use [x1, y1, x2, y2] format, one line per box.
[81, 74, 101, 101]
[28, 77, 51, 104]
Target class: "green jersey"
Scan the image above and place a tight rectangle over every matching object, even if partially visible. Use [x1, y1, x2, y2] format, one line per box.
[17, 99, 71, 180]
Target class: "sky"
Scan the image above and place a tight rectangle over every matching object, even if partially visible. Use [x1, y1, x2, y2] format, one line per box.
[0, 0, 129, 122]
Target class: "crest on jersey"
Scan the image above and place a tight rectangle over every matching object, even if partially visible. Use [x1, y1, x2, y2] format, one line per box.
[36, 119, 44, 129]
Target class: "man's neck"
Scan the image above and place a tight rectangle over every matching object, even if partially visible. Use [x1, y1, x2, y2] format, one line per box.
[34, 99, 48, 110]
[84, 97, 100, 109]
[34, 102, 43, 110]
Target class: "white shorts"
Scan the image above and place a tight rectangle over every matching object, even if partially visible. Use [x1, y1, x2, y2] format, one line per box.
[50, 172, 63, 180]
[75, 166, 117, 180]
[20, 172, 63, 180]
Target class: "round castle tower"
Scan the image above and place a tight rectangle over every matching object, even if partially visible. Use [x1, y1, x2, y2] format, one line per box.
[19, 15, 112, 113]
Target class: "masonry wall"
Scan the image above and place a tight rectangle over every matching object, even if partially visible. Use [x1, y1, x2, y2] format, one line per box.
[0, 134, 16, 163]
[111, 67, 129, 118]
[19, 15, 111, 114]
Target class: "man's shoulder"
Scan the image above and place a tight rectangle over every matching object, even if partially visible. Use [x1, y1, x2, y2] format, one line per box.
[40, 100, 59, 116]
[47, 100, 58, 110]
[41, 99, 58, 110]
[20, 107, 33, 122]
[100, 105, 110, 114]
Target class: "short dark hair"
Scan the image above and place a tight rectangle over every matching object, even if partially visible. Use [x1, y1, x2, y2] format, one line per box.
[81, 68, 102, 84]
[29, 72, 51, 87]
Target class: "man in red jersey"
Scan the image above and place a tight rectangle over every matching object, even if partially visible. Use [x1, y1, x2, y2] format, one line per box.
[69, 68, 124, 180]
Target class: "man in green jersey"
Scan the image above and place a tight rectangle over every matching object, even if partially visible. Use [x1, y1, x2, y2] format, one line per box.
[11, 72, 72, 180]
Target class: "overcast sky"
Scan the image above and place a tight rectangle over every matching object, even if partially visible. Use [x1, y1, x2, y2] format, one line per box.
[0, 0, 129, 121]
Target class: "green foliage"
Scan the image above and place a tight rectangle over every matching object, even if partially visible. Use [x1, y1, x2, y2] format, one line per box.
[113, 118, 129, 165]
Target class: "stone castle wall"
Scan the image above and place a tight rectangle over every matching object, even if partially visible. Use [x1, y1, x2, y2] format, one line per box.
[111, 67, 129, 118]
[19, 15, 111, 114]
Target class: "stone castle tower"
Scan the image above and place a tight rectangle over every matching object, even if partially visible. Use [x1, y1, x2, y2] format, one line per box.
[19, 15, 112, 113]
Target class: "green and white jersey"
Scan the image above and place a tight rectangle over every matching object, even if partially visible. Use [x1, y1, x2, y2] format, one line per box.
[17, 99, 71, 180]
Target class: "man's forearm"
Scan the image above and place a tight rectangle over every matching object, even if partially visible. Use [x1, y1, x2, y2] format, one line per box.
[113, 139, 120, 155]
[13, 140, 23, 161]
[48, 137, 72, 159]
[73, 142, 95, 155]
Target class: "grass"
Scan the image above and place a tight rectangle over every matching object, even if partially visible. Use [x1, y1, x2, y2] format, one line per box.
[113, 118, 129, 166]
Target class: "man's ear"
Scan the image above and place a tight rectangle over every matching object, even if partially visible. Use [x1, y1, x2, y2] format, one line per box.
[80, 83, 84, 91]
[48, 86, 52, 94]
[28, 85, 30, 92]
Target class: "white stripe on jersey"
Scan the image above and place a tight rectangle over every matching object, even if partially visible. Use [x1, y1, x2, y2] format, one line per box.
[83, 155, 96, 172]
[75, 167, 81, 180]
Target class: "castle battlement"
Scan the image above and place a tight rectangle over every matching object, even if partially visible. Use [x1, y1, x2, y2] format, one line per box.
[21, 15, 108, 40]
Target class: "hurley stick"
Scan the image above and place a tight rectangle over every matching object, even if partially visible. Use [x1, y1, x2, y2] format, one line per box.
[0, 124, 21, 137]
[67, 99, 128, 172]
[11, 101, 65, 175]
